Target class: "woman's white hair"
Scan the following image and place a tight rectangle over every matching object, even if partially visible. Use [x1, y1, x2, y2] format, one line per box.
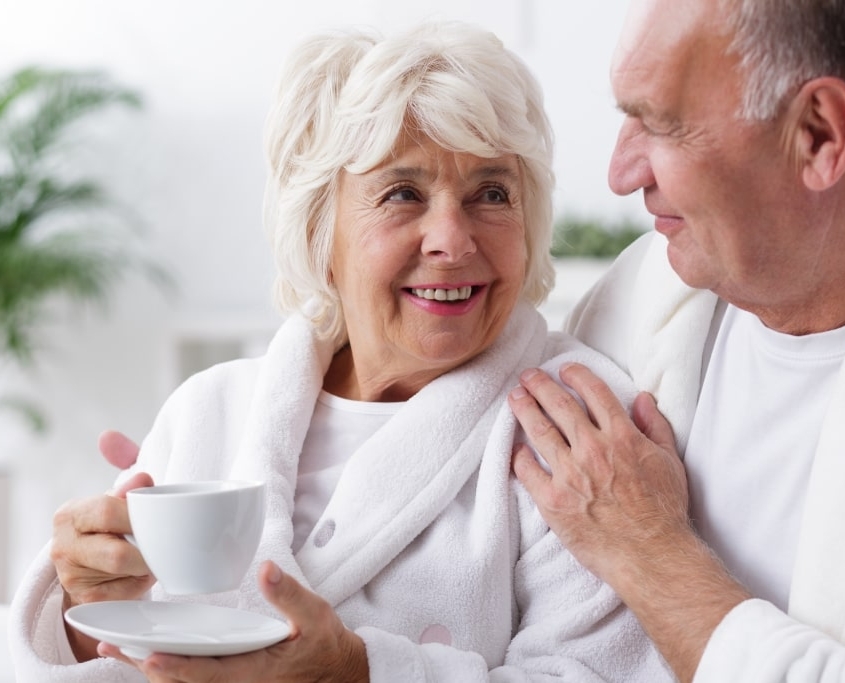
[719, 0, 845, 120]
[262, 21, 555, 343]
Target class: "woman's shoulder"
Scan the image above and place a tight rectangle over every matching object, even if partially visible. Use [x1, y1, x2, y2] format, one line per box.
[129, 356, 266, 481]
[172, 356, 263, 400]
[156, 355, 266, 434]
[540, 331, 637, 410]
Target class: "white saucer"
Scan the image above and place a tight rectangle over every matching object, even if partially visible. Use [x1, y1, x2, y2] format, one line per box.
[65, 600, 291, 659]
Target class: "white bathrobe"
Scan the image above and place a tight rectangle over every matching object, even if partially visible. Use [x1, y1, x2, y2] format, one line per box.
[565, 232, 845, 682]
[9, 302, 672, 682]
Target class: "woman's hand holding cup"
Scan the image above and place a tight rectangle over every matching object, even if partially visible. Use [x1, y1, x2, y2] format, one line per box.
[51, 470, 156, 661]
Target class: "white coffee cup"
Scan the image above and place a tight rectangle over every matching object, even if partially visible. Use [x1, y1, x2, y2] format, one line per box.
[126, 480, 265, 595]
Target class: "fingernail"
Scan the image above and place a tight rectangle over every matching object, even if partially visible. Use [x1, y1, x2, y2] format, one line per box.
[266, 561, 283, 584]
[510, 386, 527, 400]
[519, 368, 539, 382]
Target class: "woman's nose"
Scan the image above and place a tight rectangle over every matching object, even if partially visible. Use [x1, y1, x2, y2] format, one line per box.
[608, 116, 655, 196]
[420, 203, 476, 261]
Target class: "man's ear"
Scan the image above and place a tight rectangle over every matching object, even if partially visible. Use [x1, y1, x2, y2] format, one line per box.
[794, 77, 845, 191]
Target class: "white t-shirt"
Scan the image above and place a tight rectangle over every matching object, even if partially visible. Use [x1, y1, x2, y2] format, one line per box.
[685, 305, 845, 609]
[292, 390, 403, 553]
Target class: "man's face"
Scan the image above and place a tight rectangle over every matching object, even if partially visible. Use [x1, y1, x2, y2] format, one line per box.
[607, 0, 818, 320]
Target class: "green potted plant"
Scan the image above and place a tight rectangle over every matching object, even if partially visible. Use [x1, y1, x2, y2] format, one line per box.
[551, 215, 646, 258]
[0, 65, 163, 431]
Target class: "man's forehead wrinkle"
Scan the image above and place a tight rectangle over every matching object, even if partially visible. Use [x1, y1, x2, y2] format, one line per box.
[611, 53, 668, 120]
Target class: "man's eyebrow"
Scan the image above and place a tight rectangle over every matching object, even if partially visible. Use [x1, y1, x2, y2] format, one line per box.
[617, 100, 646, 118]
[616, 100, 680, 127]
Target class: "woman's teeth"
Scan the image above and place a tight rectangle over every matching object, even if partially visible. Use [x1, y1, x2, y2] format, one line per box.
[410, 286, 473, 302]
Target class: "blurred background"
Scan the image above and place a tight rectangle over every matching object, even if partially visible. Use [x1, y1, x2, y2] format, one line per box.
[0, 0, 648, 625]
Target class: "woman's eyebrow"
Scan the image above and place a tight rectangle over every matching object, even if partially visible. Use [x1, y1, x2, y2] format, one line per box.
[474, 165, 521, 183]
[366, 162, 520, 186]
[369, 167, 431, 184]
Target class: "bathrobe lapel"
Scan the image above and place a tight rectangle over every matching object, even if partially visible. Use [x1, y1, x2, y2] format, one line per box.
[625, 234, 718, 455]
[296, 302, 550, 606]
[228, 313, 335, 594]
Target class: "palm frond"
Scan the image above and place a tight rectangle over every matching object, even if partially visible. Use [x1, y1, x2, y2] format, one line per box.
[0, 393, 47, 433]
[551, 216, 647, 258]
[0, 67, 45, 118]
[0, 65, 168, 431]
[0, 67, 141, 166]
[0, 177, 103, 242]
[0, 230, 126, 361]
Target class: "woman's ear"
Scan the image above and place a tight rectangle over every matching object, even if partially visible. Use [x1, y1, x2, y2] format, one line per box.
[794, 77, 845, 191]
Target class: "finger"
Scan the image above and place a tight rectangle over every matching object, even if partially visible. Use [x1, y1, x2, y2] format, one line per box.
[142, 647, 258, 682]
[52, 498, 150, 578]
[557, 363, 629, 428]
[52, 531, 153, 598]
[97, 641, 141, 667]
[510, 369, 584, 460]
[631, 392, 678, 453]
[258, 561, 310, 638]
[99, 643, 191, 682]
[512, 443, 553, 495]
[99, 430, 141, 470]
[55, 495, 132, 537]
[109, 471, 154, 499]
[140, 653, 202, 682]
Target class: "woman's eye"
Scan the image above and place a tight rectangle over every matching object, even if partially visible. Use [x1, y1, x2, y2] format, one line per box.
[481, 186, 509, 203]
[384, 186, 418, 202]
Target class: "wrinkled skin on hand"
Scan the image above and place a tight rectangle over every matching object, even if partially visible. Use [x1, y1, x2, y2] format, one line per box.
[98, 561, 370, 683]
[509, 363, 751, 683]
[508, 363, 689, 579]
[51, 431, 152, 661]
[51, 471, 156, 660]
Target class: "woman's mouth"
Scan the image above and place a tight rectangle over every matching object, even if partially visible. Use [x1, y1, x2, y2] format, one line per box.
[408, 286, 474, 302]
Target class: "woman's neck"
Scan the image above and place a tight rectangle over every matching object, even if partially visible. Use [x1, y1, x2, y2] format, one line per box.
[322, 344, 439, 402]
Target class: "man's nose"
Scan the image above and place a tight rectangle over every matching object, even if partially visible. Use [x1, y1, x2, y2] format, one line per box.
[608, 116, 655, 196]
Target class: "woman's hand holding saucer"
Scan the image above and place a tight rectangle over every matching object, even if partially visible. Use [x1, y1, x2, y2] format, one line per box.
[99, 560, 370, 683]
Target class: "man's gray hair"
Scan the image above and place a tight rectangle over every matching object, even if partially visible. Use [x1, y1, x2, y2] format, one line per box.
[722, 0, 845, 120]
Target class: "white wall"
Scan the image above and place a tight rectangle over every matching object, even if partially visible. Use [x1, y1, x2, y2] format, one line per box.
[0, 0, 647, 601]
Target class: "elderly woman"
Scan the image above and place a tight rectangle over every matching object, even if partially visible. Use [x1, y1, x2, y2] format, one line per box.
[9, 21, 671, 683]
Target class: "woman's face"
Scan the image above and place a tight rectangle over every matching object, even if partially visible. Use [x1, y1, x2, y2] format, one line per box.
[328, 131, 527, 401]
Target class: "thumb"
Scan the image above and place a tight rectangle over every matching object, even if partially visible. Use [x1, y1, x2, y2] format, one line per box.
[259, 561, 321, 638]
[632, 392, 678, 454]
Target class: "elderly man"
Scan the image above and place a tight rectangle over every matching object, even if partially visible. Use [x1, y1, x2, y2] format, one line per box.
[509, 0, 845, 682]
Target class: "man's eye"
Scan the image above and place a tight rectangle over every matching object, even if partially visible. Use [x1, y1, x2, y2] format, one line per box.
[639, 117, 681, 139]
